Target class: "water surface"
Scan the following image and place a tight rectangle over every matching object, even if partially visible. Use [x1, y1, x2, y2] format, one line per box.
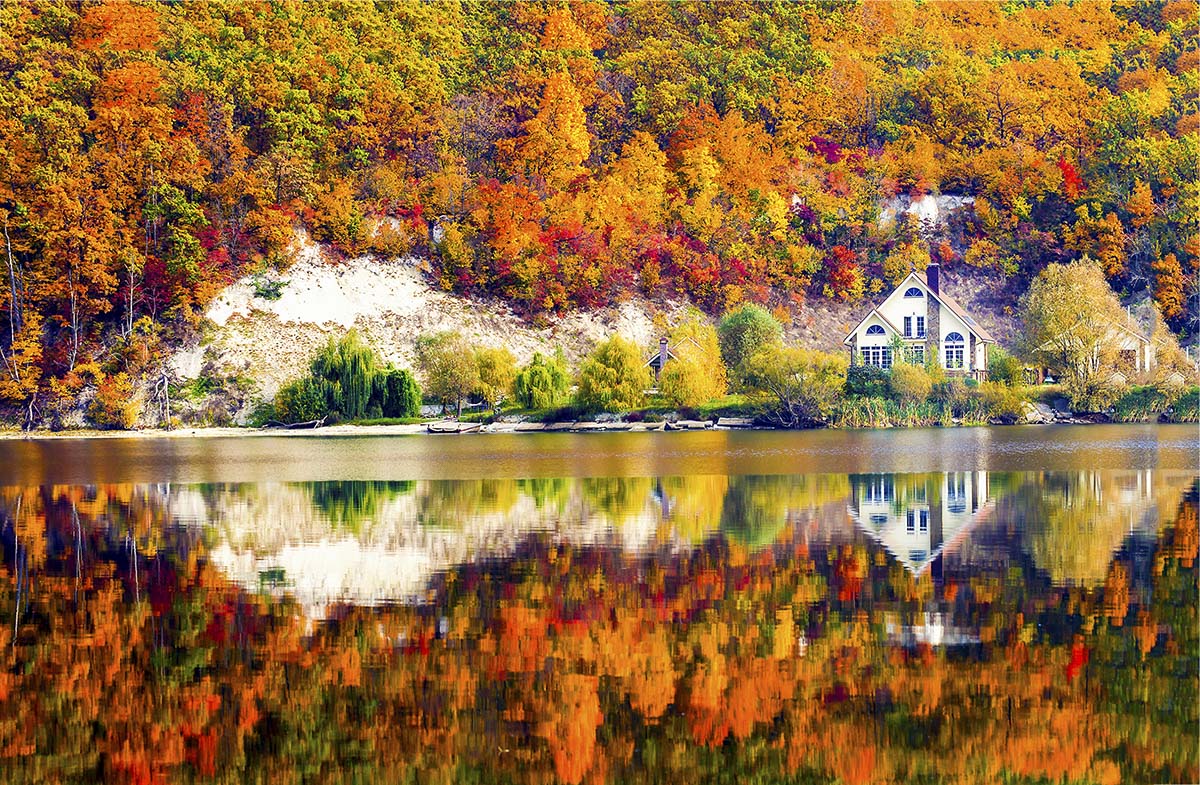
[0, 426, 1196, 784]
[2, 422, 1195, 483]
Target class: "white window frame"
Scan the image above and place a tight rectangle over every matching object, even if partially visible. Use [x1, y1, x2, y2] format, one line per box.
[862, 346, 892, 369]
[944, 332, 965, 369]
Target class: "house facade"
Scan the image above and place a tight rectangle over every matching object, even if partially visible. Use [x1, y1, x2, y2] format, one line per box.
[842, 263, 995, 380]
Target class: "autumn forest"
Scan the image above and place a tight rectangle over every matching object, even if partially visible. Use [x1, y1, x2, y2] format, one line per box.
[0, 0, 1198, 423]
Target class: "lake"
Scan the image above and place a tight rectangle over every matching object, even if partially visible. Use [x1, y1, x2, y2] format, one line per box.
[0, 424, 1196, 784]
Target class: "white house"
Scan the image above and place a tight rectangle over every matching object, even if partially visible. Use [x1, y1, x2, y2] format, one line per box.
[842, 263, 995, 380]
[847, 471, 993, 577]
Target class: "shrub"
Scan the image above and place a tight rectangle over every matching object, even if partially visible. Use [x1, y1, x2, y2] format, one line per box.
[1110, 386, 1170, 423]
[889, 363, 933, 405]
[745, 345, 847, 427]
[1165, 387, 1199, 422]
[987, 346, 1022, 386]
[845, 364, 890, 397]
[251, 275, 286, 300]
[274, 376, 331, 423]
[575, 335, 651, 412]
[931, 378, 968, 408]
[513, 352, 571, 409]
[377, 368, 422, 418]
[976, 381, 1025, 422]
[88, 372, 142, 430]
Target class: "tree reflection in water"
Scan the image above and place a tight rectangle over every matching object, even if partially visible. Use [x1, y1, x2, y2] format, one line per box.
[0, 474, 1194, 784]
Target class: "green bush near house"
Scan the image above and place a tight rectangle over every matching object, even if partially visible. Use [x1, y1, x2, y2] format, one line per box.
[975, 381, 1025, 422]
[845, 365, 890, 398]
[744, 345, 846, 427]
[986, 346, 1022, 386]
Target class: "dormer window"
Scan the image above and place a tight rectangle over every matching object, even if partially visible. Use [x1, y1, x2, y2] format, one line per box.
[904, 287, 923, 298]
[865, 325, 886, 336]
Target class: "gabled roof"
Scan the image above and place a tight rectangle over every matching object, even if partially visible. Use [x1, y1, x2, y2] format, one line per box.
[645, 336, 705, 367]
[841, 308, 907, 345]
[842, 271, 996, 345]
[1033, 314, 1151, 352]
[848, 498, 996, 577]
[909, 271, 996, 343]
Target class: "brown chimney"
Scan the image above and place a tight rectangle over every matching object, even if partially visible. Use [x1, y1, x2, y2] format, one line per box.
[927, 262, 940, 295]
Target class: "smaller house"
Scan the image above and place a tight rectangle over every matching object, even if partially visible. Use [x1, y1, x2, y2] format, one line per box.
[1028, 311, 1157, 385]
[842, 263, 995, 380]
[645, 336, 704, 385]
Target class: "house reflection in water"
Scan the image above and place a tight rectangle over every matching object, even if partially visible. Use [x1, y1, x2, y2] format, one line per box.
[847, 471, 994, 578]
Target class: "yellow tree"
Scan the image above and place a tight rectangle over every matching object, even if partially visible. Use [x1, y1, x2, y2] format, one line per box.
[511, 72, 591, 189]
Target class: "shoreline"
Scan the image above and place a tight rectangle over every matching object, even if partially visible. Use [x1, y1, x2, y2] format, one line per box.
[0, 415, 1161, 442]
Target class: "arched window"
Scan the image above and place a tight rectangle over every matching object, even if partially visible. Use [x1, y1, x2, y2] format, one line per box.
[865, 325, 886, 336]
[903, 287, 923, 298]
[944, 332, 965, 369]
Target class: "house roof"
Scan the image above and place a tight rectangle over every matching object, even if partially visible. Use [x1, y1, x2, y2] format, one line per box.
[1033, 313, 1151, 352]
[910, 271, 996, 343]
[842, 307, 908, 344]
[645, 336, 705, 366]
[841, 271, 996, 344]
[847, 497, 996, 577]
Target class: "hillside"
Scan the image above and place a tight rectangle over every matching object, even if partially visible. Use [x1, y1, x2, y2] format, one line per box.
[174, 231, 1019, 421]
[0, 1, 1195, 426]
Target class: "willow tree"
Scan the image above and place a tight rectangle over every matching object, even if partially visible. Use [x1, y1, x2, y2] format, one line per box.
[311, 331, 378, 420]
[574, 335, 650, 413]
[513, 351, 571, 410]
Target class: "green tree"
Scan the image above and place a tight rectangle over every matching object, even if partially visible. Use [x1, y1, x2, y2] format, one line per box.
[311, 331, 379, 420]
[376, 367, 421, 419]
[717, 304, 782, 386]
[575, 335, 650, 412]
[416, 331, 479, 417]
[513, 351, 571, 410]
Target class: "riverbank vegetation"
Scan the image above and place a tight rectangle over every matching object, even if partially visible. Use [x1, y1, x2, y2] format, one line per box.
[258, 301, 1196, 430]
[1, 1, 1196, 428]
